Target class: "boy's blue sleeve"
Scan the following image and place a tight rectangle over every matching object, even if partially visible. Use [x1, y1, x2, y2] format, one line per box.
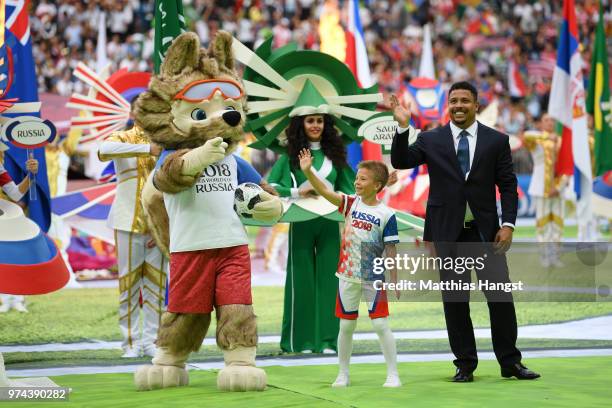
[235, 155, 262, 184]
[383, 214, 400, 244]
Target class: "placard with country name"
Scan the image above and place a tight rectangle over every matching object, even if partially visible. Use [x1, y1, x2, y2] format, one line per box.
[358, 112, 398, 154]
[1, 116, 57, 149]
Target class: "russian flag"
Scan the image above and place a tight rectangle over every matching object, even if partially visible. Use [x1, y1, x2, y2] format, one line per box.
[345, 0, 372, 89]
[508, 59, 527, 98]
[345, 0, 380, 165]
[0, 199, 69, 295]
[592, 171, 612, 218]
[51, 183, 116, 220]
[548, 0, 592, 200]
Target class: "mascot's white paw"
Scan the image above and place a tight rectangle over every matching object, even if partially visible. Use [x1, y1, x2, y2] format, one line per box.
[134, 364, 189, 391]
[251, 190, 283, 223]
[217, 365, 267, 392]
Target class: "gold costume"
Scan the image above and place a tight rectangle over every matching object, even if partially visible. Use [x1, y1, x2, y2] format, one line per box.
[98, 126, 168, 356]
[524, 131, 567, 266]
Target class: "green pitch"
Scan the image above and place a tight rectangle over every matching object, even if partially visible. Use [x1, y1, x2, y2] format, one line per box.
[3, 288, 612, 345]
[4, 357, 611, 408]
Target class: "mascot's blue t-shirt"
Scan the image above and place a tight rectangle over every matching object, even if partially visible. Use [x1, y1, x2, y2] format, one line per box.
[155, 152, 261, 252]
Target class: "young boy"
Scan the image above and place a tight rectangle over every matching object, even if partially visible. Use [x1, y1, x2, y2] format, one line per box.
[298, 149, 401, 388]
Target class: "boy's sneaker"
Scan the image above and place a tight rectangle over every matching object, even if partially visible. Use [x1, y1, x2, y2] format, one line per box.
[0, 303, 9, 313]
[332, 372, 350, 388]
[383, 374, 402, 388]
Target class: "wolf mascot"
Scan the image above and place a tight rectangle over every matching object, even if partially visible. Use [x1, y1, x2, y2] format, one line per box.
[133, 31, 282, 392]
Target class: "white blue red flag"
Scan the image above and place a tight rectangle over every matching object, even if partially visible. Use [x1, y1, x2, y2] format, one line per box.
[345, 0, 379, 165]
[548, 0, 592, 200]
[51, 183, 116, 221]
[0, 199, 69, 295]
[345, 0, 372, 88]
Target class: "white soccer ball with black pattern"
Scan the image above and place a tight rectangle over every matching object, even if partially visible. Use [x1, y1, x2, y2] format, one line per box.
[234, 182, 263, 218]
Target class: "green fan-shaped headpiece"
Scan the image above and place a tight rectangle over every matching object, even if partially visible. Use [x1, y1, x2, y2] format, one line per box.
[231, 37, 383, 153]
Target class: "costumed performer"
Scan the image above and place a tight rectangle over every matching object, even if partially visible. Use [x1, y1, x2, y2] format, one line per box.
[267, 107, 355, 353]
[133, 31, 283, 392]
[234, 37, 382, 354]
[98, 118, 168, 358]
[0, 141, 38, 313]
[522, 113, 567, 267]
[0, 198, 69, 385]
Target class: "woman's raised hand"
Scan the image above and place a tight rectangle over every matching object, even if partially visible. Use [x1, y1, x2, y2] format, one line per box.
[298, 148, 312, 172]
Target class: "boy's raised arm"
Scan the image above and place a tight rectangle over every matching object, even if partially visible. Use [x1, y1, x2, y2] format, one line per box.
[298, 148, 343, 207]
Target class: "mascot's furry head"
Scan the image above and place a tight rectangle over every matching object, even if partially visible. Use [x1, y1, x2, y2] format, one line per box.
[134, 31, 246, 152]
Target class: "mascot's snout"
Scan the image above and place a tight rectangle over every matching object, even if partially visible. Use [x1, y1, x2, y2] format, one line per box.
[223, 110, 241, 127]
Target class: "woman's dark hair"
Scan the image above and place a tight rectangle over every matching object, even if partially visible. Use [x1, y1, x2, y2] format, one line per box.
[286, 114, 347, 169]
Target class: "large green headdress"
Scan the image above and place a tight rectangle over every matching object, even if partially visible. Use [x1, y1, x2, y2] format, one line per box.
[232, 37, 382, 153]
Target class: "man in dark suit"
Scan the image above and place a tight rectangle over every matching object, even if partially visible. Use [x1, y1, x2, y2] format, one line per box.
[390, 81, 540, 382]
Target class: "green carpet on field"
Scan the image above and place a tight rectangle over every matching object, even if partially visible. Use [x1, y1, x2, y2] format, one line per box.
[4, 357, 612, 408]
[3, 287, 612, 345]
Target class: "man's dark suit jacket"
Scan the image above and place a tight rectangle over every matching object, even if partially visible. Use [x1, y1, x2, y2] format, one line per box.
[391, 122, 518, 242]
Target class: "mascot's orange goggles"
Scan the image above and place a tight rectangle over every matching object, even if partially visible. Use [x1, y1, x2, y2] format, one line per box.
[174, 79, 244, 102]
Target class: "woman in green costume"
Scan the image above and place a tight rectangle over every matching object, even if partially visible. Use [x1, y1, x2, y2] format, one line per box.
[268, 113, 355, 353]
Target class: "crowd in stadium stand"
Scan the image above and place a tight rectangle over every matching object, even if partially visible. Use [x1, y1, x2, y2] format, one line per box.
[31, 0, 610, 164]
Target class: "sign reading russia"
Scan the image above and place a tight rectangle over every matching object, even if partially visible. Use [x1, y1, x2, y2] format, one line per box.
[1, 116, 57, 148]
[358, 112, 398, 146]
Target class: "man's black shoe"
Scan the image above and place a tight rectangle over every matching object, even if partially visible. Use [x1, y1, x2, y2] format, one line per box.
[501, 363, 541, 380]
[452, 368, 474, 382]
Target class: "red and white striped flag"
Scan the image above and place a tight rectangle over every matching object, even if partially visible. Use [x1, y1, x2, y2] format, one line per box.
[508, 59, 527, 98]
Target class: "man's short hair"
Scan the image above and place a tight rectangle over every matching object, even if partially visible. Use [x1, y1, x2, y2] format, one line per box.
[449, 81, 478, 102]
[358, 160, 389, 192]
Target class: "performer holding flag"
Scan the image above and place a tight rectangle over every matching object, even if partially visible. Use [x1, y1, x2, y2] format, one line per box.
[0, 141, 38, 313]
[2, 0, 51, 232]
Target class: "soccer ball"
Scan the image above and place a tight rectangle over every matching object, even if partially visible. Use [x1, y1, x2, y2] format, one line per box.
[234, 182, 263, 218]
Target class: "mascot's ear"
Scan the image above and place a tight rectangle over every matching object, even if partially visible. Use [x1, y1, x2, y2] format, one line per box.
[209, 30, 234, 72]
[161, 32, 200, 77]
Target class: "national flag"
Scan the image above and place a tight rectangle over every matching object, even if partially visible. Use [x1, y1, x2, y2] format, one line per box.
[153, 0, 186, 74]
[98, 161, 116, 183]
[508, 59, 527, 98]
[548, 0, 592, 202]
[586, 1, 612, 176]
[3, 0, 52, 232]
[386, 167, 429, 217]
[592, 171, 612, 218]
[466, 12, 495, 36]
[96, 11, 108, 73]
[345, 0, 378, 164]
[51, 183, 116, 220]
[345, 0, 372, 88]
[0, 199, 70, 295]
[526, 58, 555, 79]
[418, 23, 435, 80]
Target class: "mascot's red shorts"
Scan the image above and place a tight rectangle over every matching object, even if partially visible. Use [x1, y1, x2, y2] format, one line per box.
[168, 245, 252, 313]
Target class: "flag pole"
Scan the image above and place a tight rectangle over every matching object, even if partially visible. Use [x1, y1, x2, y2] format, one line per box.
[27, 149, 36, 200]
